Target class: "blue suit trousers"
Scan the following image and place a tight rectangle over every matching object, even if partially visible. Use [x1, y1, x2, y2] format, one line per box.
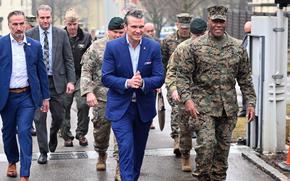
[112, 102, 151, 181]
[0, 91, 36, 177]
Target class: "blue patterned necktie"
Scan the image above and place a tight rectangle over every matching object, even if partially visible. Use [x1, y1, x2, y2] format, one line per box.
[43, 31, 49, 72]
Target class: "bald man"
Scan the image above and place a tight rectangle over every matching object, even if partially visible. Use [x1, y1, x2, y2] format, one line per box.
[238, 21, 252, 118]
[144, 23, 156, 38]
[244, 21, 251, 34]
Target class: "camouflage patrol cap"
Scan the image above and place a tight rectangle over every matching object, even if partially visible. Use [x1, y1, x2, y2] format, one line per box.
[64, 8, 79, 22]
[176, 13, 192, 28]
[207, 5, 228, 21]
[26, 15, 37, 27]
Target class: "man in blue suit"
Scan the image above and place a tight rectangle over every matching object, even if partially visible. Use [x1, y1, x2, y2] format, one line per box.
[0, 11, 50, 181]
[102, 9, 164, 181]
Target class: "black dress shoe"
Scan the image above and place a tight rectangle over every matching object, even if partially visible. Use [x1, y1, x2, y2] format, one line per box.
[38, 153, 47, 164]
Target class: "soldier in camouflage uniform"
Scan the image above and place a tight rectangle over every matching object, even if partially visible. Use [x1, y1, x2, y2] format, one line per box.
[62, 8, 92, 147]
[161, 13, 192, 157]
[171, 6, 256, 181]
[80, 17, 125, 181]
[166, 17, 207, 172]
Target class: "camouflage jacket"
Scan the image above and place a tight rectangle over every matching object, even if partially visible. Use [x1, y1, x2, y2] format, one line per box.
[165, 35, 198, 94]
[173, 32, 256, 117]
[80, 36, 109, 102]
[161, 30, 189, 71]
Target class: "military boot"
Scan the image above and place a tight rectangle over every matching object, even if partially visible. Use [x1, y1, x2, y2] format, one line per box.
[96, 153, 107, 171]
[173, 137, 181, 157]
[181, 153, 192, 172]
[114, 162, 121, 181]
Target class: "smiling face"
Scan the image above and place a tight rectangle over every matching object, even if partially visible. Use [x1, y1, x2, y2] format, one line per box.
[9, 14, 25, 42]
[125, 15, 144, 45]
[208, 18, 226, 37]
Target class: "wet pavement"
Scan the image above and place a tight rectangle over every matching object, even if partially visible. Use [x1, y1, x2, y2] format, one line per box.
[0, 85, 286, 181]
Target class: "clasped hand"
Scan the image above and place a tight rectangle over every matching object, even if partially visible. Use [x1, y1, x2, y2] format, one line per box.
[127, 71, 143, 89]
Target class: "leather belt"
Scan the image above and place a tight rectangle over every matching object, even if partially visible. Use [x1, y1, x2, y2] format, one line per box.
[9, 86, 30, 93]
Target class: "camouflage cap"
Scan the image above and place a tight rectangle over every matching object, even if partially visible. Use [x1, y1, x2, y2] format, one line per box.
[190, 18, 207, 34]
[26, 15, 37, 27]
[207, 5, 228, 21]
[64, 8, 79, 22]
[176, 13, 192, 28]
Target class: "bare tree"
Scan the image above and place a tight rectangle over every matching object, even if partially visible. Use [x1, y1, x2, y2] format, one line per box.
[141, 0, 248, 37]
[141, 0, 204, 37]
[141, 0, 171, 38]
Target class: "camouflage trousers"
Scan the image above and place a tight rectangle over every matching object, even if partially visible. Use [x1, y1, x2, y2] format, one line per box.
[92, 101, 118, 160]
[167, 93, 180, 139]
[61, 87, 90, 141]
[188, 113, 237, 181]
[179, 109, 193, 156]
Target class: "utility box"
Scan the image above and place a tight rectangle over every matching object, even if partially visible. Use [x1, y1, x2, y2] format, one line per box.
[249, 15, 288, 153]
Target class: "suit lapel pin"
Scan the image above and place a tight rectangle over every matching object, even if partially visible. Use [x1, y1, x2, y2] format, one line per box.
[143, 46, 146, 50]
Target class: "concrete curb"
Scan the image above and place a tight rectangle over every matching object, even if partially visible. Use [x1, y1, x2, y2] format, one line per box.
[241, 149, 289, 181]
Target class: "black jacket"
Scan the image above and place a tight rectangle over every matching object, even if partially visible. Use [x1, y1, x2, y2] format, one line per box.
[65, 27, 91, 79]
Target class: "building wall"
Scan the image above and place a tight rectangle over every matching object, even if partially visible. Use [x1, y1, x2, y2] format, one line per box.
[0, 0, 32, 35]
[76, 0, 123, 32]
[252, 0, 278, 13]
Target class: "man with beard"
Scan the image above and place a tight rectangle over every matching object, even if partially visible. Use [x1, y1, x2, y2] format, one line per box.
[0, 10, 49, 181]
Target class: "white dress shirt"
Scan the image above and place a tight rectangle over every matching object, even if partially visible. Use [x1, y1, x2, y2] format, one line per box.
[9, 34, 29, 88]
[124, 35, 144, 100]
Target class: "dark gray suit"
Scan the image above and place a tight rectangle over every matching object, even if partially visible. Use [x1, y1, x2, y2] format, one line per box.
[26, 26, 76, 154]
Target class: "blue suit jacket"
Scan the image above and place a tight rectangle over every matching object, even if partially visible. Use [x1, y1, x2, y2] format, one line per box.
[0, 34, 50, 111]
[102, 36, 164, 122]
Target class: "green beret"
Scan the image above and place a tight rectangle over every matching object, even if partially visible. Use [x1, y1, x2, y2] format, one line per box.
[190, 18, 207, 34]
[207, 5, 228, 21]
[176, 13, 192, 28]
[108, 17, 124, 30]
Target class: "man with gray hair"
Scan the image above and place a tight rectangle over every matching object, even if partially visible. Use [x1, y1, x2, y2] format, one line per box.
[0, 10, 49, 181]
[26, 4, 76, 164]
